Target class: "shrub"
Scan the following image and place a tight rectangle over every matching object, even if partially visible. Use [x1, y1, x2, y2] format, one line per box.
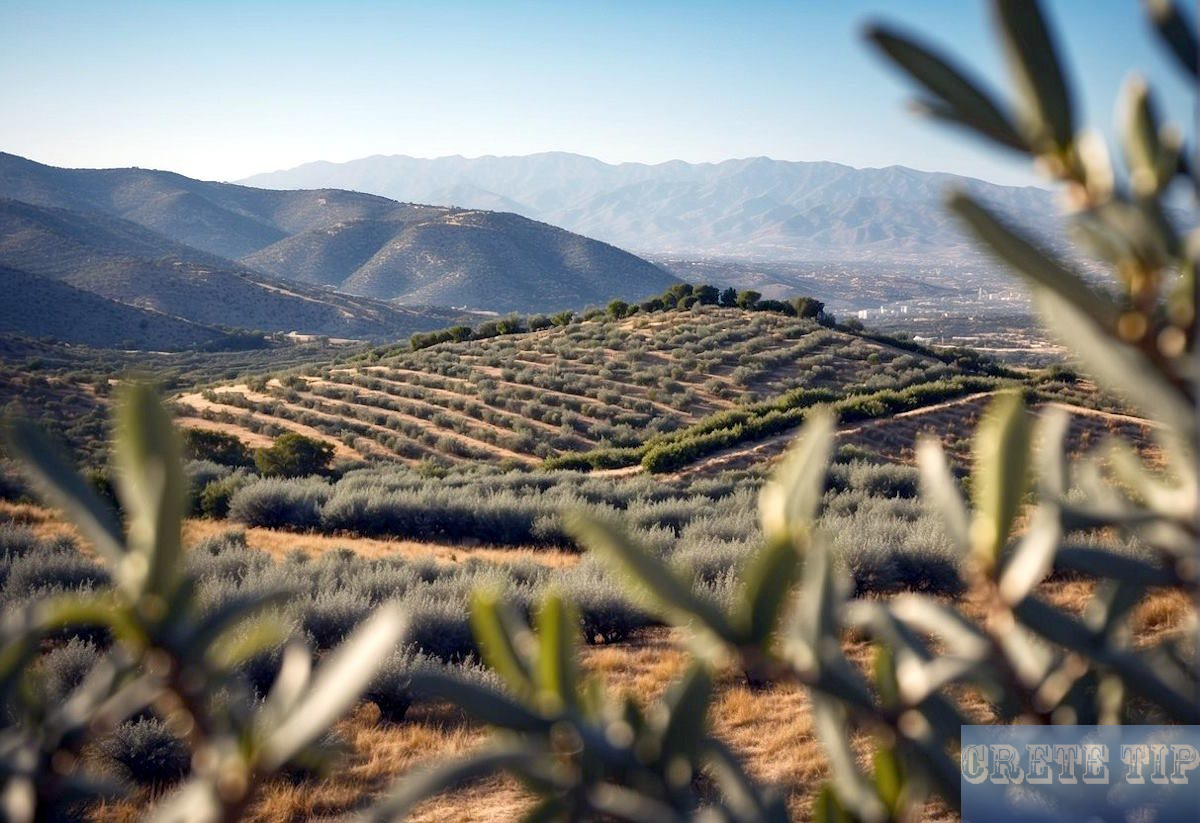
[227, 477, 332, 530]
[40, 637, 100, 705]
[319, 485, 565, 547]
[363, 649, 426, 723]
[181, 428, 251, 467]
[0, 462, 30, 502]
[734, 289, 761, 309]
[560, 563, 653, 645]
[366, 650, 498, 724]
[0, 522, 41, 561]
[99, 719, 191, 787]
[185, 459, 232, 515]
[235, 640, 294, 700]
[300, 589, 374, 650]
[4, 548, 109, 600]
[199, 469, 252, 518]
[670, 538, 752, 586]
[254, 433, 334, 478]
[187, 530, 271, 585]
[606, 300, 631, 319]
[403, 594, 477, 662]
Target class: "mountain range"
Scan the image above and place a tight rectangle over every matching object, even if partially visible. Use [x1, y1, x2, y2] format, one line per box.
[0, 153, 677, 347]
[242, 152, 1060, 263]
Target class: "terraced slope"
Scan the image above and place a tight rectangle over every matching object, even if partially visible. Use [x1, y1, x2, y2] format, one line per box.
[174, 306, 991, 468]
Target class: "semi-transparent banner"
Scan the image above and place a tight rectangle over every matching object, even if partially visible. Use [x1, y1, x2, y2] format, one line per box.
[961, 725, 1200, 822]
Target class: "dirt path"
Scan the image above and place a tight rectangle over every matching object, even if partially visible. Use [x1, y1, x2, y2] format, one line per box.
[173, 416, 275, 449]
[662, 392, 1002, 479]
[294, 382, 540, 464]
[591, 463, 647, 478]
[176, 391, 368, 460]
[183, 519, 579, 567]
[836, 391, 998, 437]
[323, 373, 564, 437]
[1042, 401, 1159, 429]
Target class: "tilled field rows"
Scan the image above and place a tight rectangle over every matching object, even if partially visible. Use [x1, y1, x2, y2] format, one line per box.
[175, 308, 962, 467]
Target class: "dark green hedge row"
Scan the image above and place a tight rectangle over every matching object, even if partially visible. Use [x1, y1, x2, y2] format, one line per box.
[840, 327, 1017, 378]
[641, 376, 1001, 473]
[542, 386, 841, 471]
[543, 376, 1002, 474]
[542, 447, 645, 471]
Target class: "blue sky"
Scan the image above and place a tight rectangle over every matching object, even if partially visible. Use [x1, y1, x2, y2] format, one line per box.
[0, 1, 1191, 186]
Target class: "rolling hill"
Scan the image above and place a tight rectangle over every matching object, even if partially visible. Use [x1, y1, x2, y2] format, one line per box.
[0, 265, 222, 349]
[0, 197, 462, 340]
[243, 209, 677, 310]
[175, 302, 1147, 478]
[241, 152, 1060, 263]
[0, 153, 678, 314]
[173, 304, 1003, 469]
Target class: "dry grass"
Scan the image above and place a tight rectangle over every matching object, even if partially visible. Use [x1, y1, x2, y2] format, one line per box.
[85, 580, 1194, 822]
[0, 501, 579, 568]
[1131, 587, 1195, 643]
[7, 505, 1187, 821]
[182, 519, 580, 568]
[0, 500, 78, 543]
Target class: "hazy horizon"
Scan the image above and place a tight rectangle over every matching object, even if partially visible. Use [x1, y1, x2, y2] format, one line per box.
[6, 147, 1063, 192]
[241, 151, 1063, 191]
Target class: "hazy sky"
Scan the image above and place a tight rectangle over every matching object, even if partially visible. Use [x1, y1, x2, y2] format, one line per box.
[0, 1, 1191, 186]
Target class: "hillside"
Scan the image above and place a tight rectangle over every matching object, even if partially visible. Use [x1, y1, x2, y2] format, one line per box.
[0, 152, 421, 258]
[0, 153, 678, 313]
[0, 265, 222, 349]
[0, 198, 462, 340]
[173, 304, 1005, 469]
[244, 209, 675, 311]
[241, 152, 1060, 263]
[0, 336, 368, 464]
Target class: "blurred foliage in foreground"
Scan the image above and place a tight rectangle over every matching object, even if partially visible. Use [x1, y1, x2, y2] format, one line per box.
[0, 386, 408, 820]
[0, 0, 1197, 820]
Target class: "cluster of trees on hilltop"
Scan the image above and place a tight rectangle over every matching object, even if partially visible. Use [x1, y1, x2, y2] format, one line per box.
[408, 283, 835, 350]
[606, 283, 833, 324]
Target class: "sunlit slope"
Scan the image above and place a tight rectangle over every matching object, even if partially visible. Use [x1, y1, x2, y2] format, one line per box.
[175, 306, 992, 468]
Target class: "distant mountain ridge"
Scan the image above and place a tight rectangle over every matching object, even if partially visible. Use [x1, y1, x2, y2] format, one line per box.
[241, 152, 1059, 263]
[0, 153, 678, 347]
